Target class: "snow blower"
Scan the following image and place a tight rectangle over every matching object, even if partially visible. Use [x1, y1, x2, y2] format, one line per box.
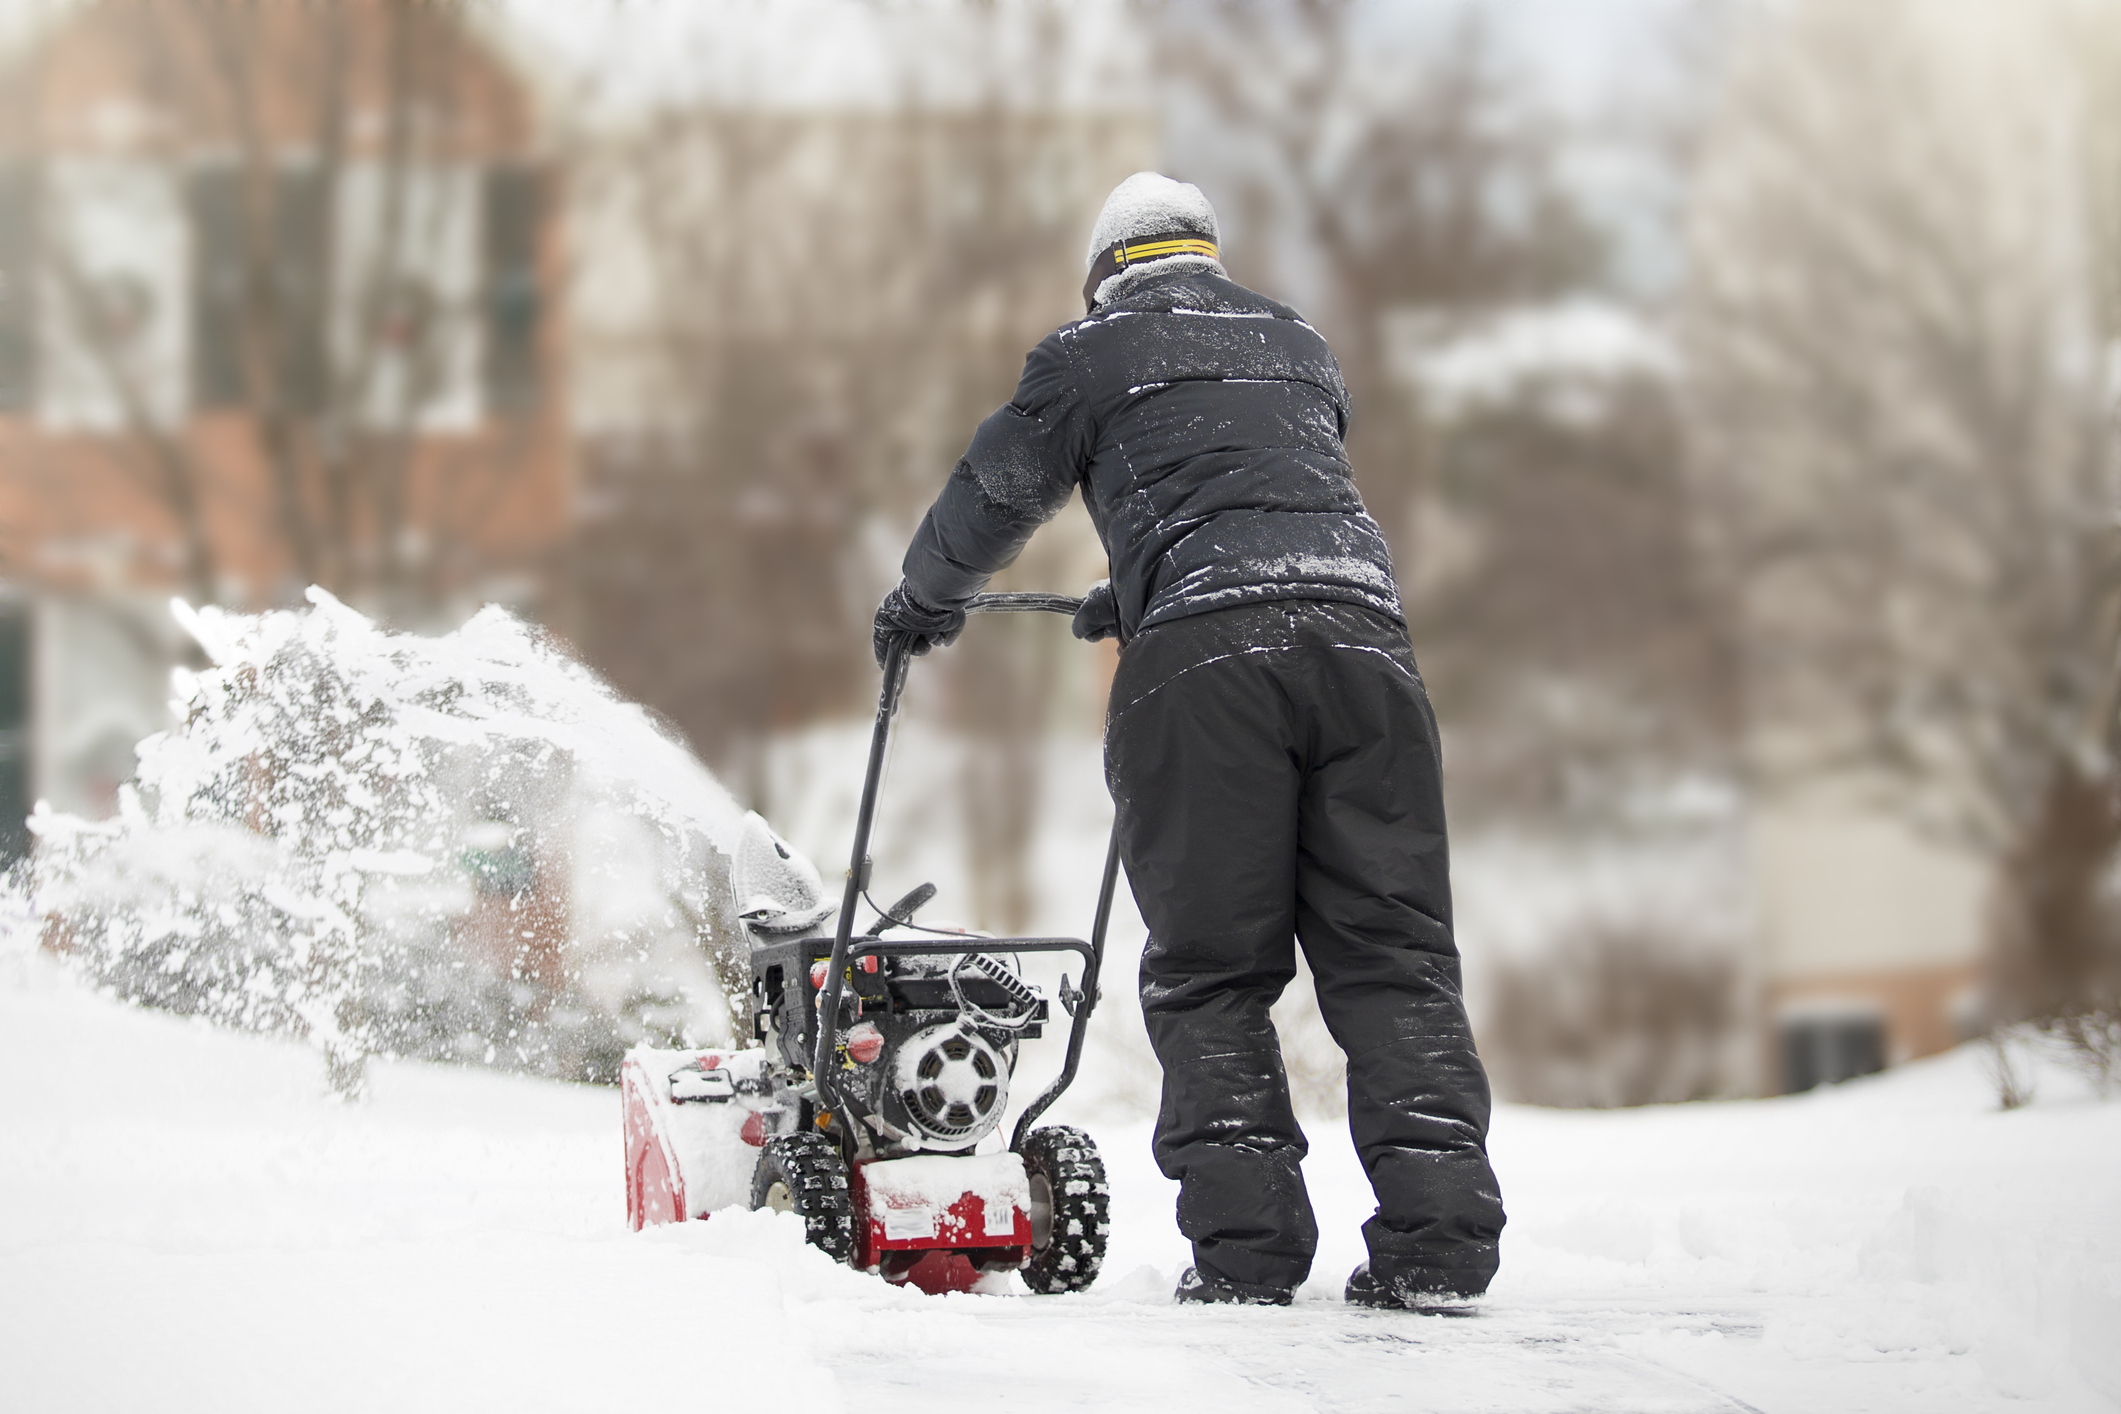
[622, 592, 1115, 1295]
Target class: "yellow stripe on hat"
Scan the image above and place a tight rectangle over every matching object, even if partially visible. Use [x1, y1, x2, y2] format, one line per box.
[1120, 237, 1219, 263]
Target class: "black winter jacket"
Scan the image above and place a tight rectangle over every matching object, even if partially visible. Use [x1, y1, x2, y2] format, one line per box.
[902, 268, 1403, 641]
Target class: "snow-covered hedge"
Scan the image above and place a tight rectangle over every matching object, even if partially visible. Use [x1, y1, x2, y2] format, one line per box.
[30, 589, 753, 1093]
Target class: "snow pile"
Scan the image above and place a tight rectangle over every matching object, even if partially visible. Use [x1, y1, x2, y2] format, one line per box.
[1452, 816, 1752, 1106]
[26, 588, 754, 1092]
[1392, 298, 1678, 422]
[2, 961, 2116, 1412]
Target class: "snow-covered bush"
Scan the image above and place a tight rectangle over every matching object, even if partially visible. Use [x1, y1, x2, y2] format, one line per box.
[1454, 819, 1751, 1108]
[31, 589, 753, 1093]
[1482, 917, 1742, 1108]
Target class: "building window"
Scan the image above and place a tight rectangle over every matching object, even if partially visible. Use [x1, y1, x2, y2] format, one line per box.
[0, 603, 28, 865]
[482, 164, 542, 415]
[0, 165, 36, 413]
[189, 167, 242, 407]
[1780, 1009, 1885, 1093]
[275, 169, 328, 415]
[188, 165, 328, 414]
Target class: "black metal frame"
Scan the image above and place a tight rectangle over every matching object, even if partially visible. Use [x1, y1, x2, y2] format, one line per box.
[808, 591, 1120, 1154]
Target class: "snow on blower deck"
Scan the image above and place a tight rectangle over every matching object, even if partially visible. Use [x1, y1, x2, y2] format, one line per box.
[622, 1047, 791, 1224]
[623, 1045, 1040, 1294]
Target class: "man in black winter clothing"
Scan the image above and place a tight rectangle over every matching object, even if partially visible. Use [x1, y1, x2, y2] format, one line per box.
[873, 172, 1505, 1309]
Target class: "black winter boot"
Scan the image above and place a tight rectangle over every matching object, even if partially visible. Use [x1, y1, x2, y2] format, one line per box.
[1344, 1263, 1482, 1315]
[1174, 1266, 1294, 1307]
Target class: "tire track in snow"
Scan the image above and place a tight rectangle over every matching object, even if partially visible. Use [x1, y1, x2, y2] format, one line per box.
[825, 1296, 1769, 1413]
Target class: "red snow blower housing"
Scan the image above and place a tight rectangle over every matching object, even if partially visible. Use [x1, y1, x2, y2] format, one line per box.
[623, 593, 1115, 1295]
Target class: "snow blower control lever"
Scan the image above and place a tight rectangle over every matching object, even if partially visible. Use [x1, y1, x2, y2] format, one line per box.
[869, 882, 937, 933]
[813, 591, 1120, 1154]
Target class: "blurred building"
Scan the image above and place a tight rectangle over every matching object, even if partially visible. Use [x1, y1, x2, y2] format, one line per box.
[1752, 790, 1987, 1092]
[1393, 300, 1989, 1097]
[0, 1, 566, 852]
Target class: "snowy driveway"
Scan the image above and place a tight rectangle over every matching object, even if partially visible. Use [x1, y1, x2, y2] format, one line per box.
[2, 969, 2115, 1413]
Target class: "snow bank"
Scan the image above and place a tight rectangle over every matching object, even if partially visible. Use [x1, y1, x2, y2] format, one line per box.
[1392, 298, 1678, 423]
[2, 960, 2116, 1412]
[26, 588, 755, 1091]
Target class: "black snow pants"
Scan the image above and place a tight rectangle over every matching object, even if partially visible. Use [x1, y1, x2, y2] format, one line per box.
[1105, 600, 1505, 1298]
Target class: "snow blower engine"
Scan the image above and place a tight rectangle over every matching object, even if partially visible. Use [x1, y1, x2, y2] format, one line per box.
[621, 593, 1116, 1296]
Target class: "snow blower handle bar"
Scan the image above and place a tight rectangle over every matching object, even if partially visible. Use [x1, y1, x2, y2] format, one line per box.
[964, 591, 1085, 616]
[813, 591, 1116, 1149]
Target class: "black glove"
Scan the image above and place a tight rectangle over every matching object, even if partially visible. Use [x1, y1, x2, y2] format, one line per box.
[872, 582, 966, 668]
[1071, 578, 1120, 643]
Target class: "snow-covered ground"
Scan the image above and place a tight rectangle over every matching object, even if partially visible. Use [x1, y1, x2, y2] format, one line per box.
[3, 955, 2115, 1414]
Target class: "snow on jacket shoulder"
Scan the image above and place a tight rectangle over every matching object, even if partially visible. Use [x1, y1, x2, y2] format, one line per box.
[902, 268, 1404, 640]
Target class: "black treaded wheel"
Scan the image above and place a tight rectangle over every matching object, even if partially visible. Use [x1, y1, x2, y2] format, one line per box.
[750, 1133, 855, 1264]
[1019, 1125, 1109, 1294]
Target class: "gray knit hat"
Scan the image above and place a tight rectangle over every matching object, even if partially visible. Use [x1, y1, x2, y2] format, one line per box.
[1082, 172, 1226, 310]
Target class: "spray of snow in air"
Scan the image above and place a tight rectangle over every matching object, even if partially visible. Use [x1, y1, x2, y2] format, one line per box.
[25, 587, 756, 1094]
